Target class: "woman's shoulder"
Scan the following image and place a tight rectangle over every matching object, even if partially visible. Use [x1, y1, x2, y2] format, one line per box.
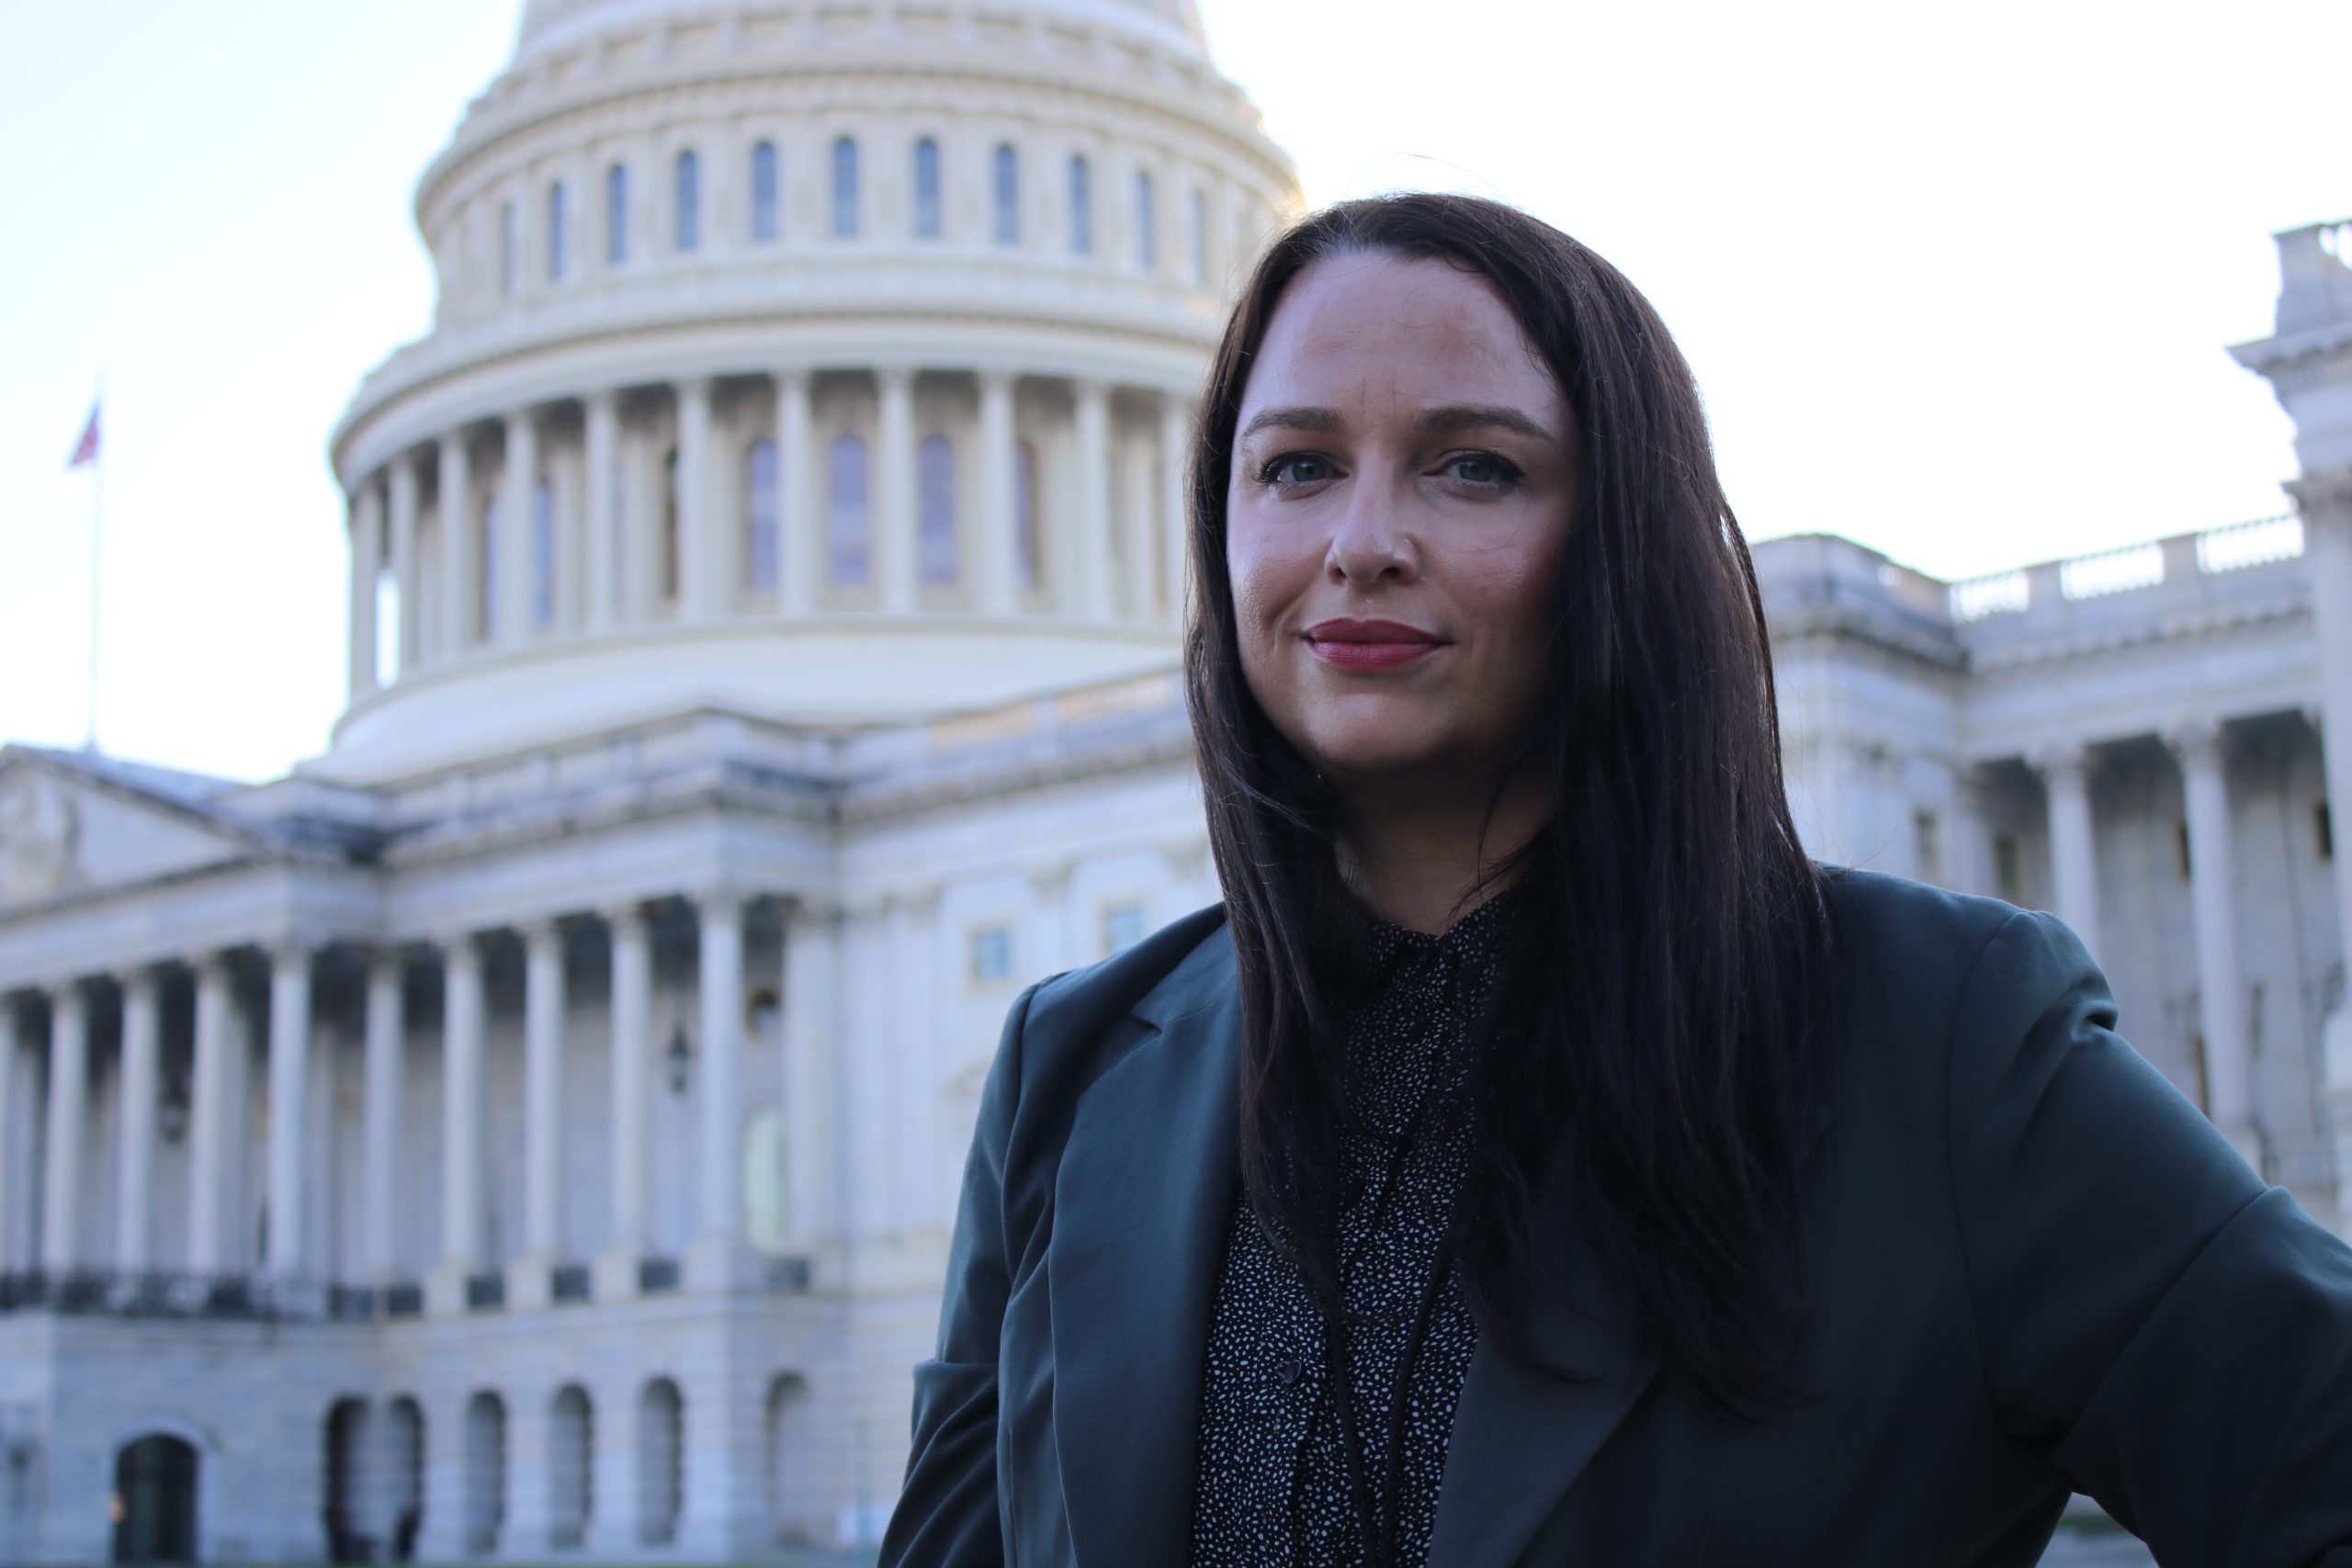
[1818, 864, 2067, 996]
[1004, 901, 1233, 1086]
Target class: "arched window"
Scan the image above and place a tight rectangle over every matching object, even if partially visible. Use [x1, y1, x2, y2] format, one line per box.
[1134, 169, 1157, 270]
[992, 143, 1020, 245]
[499, 200, 519, 298]
[322, 1399, 365, 1559]
[912, 138, 943, 239]
[764, 1374, 813, 1542]
[479, 492, 501, 640]
[745, 438, 780, 594]
[1068, 155, 1093, 256]
[828, 433, 871, 588]
[918, 434, 957, 587]
[750, 140, 779, 243]
[637, 1380, 684, 1547]
[673, 149, 701, 253]
[388, 1396, 425, 1547]
[548, 1386, 594, 1551]
[1014, 438, 1041, 593]
[662, 449, 681, 602]
[831, 136, 860, 238]
[462, 1392, 507, 1556]
[548, 181, 570, 282]
[531, 474, 555, 627]
[1189, 186, 1209, 288]
[605, 164, 629, 265]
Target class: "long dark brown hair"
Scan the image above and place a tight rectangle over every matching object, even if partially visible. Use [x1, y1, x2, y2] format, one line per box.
[1184, 193, 1835, 1424]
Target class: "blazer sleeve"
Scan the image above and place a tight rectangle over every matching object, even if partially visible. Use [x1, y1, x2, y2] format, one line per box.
[878, 981, 1040, 1568]
[1945, 908, 2352, 1567]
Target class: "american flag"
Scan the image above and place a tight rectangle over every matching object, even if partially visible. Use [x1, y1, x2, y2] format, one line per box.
[67, 403, 100, 468]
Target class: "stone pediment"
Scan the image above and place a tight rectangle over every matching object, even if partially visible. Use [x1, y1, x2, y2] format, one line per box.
[0, 750, 266, 913]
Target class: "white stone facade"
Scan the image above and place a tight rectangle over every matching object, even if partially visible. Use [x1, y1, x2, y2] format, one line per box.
[0, 3, 2346, 1563]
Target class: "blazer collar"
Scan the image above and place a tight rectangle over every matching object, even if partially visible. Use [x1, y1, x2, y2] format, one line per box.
[1048, 920, 1838, 1568]
[1050, 924, 1243, 1568]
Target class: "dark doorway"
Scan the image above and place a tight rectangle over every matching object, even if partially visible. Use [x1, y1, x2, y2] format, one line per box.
[113, 1435, 198, 1564]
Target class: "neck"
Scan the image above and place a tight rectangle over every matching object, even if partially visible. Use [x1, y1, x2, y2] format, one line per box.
[1334, 765, 1549, 934]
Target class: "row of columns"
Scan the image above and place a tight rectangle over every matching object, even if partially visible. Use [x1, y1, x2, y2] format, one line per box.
[2025, 716, 2327, 1169]
[0, 892, 768, 1301]
[347, 370, 1193, 697]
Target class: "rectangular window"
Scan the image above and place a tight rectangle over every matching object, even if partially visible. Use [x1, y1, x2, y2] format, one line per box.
[500, 200, 519, 297]
[606, 164, 630, 265]
[913, 138, 943, 239]
[548, 182, 569, 281]
[969, 925, 1013, 986]
[2176, 821, 2193, 881]
[2320, 801, 2335, 862]
[1101, 902, 1147, 955]
[531, 475, 555, 626]
[1189, 186, 1208, 288]
[751, 141, 780, 243]
[1134, 169, 1157, 270]
[829, 433, 872, 588]
[478, 492, 501, 639]
[831, 137, 861, 238]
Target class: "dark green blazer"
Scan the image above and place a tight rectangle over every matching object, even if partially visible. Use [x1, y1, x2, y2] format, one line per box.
[881, 869, 2352, 1566]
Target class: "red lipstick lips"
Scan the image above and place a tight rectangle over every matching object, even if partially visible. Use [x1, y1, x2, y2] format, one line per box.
[1304, 618, 1445, 672]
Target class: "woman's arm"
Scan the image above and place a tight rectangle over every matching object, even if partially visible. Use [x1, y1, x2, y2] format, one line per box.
[1947, 908, 2352, 1565]
[879, 981, 1040, 1568]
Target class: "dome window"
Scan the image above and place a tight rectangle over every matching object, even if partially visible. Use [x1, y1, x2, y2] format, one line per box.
[479, 492, 502, 641]
[1068, 155, 1093, 256]
[674, 150, 702, 254]
[828, 433, 871, 588]
[1190, 186, 1209, 288]
[1134, 170, 1158, 272]
[548, 181, 570, 282]
[605, 164, 630, 265]
[912, 138, 943, 240]
[918, 434, 958, 587]
[992, 144, 1021, 247]
[532, 475, 556, 627]
[831, 137, 860, 239]
[746, 439, 780, 593]
[499, 200, 519, 298]
[750, 141, 780, 243]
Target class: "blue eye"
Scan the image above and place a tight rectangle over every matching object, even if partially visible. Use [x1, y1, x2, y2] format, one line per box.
[1445, 453, 1520, 487]
[1262, 453, 1332, 486]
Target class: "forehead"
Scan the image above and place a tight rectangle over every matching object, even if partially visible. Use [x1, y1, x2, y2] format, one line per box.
[1241, 252, 1562, 417]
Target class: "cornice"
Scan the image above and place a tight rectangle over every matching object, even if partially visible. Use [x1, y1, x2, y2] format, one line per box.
[1962, 595, 2312, 674]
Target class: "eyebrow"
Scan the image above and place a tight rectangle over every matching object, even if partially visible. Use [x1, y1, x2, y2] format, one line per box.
[1236, 402, 1557, 445]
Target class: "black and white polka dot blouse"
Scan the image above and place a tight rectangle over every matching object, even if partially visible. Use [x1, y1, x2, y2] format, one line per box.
[1188, 885, 1518, 1568]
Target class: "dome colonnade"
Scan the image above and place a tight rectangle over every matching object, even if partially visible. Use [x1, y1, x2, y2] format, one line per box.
[327, 0, 1299, 775]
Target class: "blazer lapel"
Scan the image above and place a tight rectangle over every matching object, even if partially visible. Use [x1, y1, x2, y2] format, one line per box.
[1430, 1100, 1838, 1568]
[1050, 929, 1241, 1568]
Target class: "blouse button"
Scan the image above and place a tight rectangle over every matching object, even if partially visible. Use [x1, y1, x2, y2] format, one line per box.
[1274, 1357, 1304, 1385]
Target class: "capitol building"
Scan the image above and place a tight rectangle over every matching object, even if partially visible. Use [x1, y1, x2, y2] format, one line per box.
[1, 0, 2348, 1562]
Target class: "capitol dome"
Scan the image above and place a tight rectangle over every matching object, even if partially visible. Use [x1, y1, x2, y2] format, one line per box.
[324, 0, 1298, 784]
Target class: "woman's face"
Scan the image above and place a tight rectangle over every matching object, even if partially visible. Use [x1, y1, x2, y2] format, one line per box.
[1226, 252, 1579, 803]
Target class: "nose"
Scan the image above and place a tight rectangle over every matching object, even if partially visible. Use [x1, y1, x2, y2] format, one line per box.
[1323, 473, 1418, 586]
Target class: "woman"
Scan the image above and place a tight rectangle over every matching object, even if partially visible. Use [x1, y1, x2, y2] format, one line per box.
[880, 194, 2352, 1567]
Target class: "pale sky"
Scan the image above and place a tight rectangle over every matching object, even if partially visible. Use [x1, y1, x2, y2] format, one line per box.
[3, 0, 2346, 784]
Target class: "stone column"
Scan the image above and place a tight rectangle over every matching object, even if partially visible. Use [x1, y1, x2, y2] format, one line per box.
[584, 391, 621, 634]
[514, 919, 567, 1306]
[115, 966, 162, 1272]
[886, 895, 939, 1236]
[501, 410, 539, 644]
[2301, 496, 2352, 983]
[438, 432, 473, 660]
[361, 950, 406, 1284]
[877, 368, 919, 614]
[1160, 394, 1190, 626]
[776, 371, 818, 615]
[594, 902, 652, 1299]
[977, 371, 1020, 616]
[429, 934, 486, 1314]
[2169, 722, 2261, 1167]
[265, 943, 314, 1278]
[1118, 431, 1157, 621]
[689, 891, 748, 1288]
[1074, 380, 1116, 620]
[39, 981, 89, 1273]
[0, 1002, 25, 1269]
[350, 478, 384, 700]
[389, 452, 422, 674]
[676, 378, 718, 617]
[2035, 745, 2102, 961]
[781, 900, 839, 1253]
[186, 953, 235, 1273]
[838, 902, 890, 1260]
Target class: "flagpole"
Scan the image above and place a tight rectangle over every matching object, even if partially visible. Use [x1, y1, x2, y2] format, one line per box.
[85, 385, 104, 753]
